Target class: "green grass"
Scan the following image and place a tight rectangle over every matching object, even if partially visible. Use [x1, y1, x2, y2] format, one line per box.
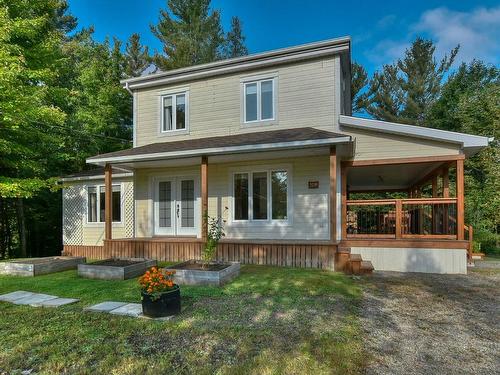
[0, 265, 364, 374]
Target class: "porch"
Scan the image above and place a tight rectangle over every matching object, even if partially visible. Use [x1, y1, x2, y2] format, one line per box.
[64, 129, 473, 274]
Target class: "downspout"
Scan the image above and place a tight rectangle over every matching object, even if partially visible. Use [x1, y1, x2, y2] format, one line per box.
[124, 82, 133, 95]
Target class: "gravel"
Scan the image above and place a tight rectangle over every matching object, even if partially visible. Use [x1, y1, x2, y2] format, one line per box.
[359, 269, 500, 375]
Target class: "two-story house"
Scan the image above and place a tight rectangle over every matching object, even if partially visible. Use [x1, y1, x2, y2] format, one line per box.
[62, 37, 490, 274]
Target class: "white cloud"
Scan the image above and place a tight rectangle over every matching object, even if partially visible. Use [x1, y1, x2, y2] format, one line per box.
[366, 6, 500, 66]
[414, 6, 500, 64]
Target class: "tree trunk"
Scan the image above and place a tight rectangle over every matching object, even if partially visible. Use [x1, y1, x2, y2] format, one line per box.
[16, 198, 27, 258]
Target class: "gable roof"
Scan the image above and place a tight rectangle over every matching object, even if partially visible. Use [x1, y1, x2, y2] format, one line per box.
[339, 115, 491, 156]
[87, 127, 351, 165]
[121, 37, 351, 90]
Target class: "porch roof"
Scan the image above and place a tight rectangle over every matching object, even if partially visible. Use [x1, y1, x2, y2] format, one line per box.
[86, 127, 351, 166]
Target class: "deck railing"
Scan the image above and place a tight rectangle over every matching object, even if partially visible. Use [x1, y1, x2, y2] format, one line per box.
[346, 198, 458, 239]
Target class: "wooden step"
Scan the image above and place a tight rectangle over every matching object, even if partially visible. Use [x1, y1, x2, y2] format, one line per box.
[360, 261, 374, 275]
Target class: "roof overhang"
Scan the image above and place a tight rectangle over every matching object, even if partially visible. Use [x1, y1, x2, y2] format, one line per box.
[87, 136, 352, 166]
[121, 37, 351, 91]
[60, 172, 133, 183]
[339, 115, 491, 156]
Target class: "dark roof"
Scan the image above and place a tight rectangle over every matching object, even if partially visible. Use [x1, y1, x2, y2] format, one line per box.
[63, 167, 131, 179]
[87, 127, 348, 161]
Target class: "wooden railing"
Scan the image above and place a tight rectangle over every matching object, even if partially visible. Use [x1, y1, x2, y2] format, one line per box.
[346, 198, 459, 240]
[464, 224, 474, 260]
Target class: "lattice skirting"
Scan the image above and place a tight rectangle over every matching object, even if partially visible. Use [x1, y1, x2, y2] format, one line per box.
[63, 241, 337, 270]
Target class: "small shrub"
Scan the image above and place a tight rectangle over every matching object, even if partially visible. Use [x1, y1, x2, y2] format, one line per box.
[202, 215, 225, 267]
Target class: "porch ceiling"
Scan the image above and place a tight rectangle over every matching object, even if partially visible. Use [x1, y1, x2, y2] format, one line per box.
[347, 161, 441, 191]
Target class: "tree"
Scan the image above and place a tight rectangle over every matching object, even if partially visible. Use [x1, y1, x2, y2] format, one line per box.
[124, 33, 150, 77]
[151, 0, 225, 70]
[225, 16, 248, 58]
[351, 62, 368, 113]
[365, 37, 458, 125]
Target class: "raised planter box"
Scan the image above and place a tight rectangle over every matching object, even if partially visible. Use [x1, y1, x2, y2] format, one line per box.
[78, 258, 157, 280]
[0, 256, 86, 277]
[168, 260, 240, 286]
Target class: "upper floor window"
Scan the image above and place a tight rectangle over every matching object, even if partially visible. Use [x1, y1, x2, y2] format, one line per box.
[244, 79, 275, 123]
[87, 185, 121, 223]
[161, 92, 187, 132]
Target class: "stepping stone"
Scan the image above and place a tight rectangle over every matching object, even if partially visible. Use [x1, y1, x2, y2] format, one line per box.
[13, 293, 58, 306]
[84, 301, 128, 313]
[109, 303, 143, 317]
[0, 291, 35, 302]
[33, 297, 80, 307]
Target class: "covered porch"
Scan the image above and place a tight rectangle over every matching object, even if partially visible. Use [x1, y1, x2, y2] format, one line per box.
[340, 155, 472, 259]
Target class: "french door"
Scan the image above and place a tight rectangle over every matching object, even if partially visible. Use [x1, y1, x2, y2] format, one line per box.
[154, 176, 199, 236]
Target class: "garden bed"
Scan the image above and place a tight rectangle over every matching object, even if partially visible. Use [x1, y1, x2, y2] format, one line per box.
[168, 260, 240, 286]
[0, 256, 86, 277]
[78, 258, 157, 280]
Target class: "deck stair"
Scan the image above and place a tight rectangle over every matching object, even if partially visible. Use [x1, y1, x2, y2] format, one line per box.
[336, 247, 374, 275]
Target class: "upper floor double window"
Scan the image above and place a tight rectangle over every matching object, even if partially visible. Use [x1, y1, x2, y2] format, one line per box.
[243, 78, 275, 123]
[161, 92, 188, 133]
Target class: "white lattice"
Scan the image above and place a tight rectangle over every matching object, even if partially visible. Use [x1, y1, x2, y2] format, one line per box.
[62, 186, 84, 245]
[123, 181, 135, 238]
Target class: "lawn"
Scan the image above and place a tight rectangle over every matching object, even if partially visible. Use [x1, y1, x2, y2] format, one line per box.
[0, 265, 365, 374]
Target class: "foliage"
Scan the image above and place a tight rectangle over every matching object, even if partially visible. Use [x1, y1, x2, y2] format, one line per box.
[225, 16, 248, 58]
[351, 62, 368, 113]
[202, 215, 225, 266]
[364, 37, 458, 125]
[150, 0, 247, 70]
[124, 33, 150, 78]
[139, 267, 177, 300]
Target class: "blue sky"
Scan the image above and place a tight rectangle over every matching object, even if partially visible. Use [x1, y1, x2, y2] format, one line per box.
[68, 0, 500, 74]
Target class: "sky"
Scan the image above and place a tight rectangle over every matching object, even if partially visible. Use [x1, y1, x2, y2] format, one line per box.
[68, 0, 500, 74]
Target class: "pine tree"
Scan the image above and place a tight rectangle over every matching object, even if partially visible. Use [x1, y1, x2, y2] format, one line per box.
[365, 37, 458, 125]
[351, 62, 368, 113]
[124, 33, 150, 77]
[150, 0, 225, 70]
[225, 17, 248, 58]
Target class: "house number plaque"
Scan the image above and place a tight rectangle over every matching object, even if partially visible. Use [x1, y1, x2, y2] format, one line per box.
[308, 181, 319, 189]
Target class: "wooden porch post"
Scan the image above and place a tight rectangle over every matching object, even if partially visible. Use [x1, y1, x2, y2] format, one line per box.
[201, 156, 208, 241]
[395, 199, 402, 239]
[457, 158, 465, 240]
[432, 175, 438, 234]
[104, 163, 112, 240]
[443, 167, 450, 234]
[341, 165, 347, 240]
[329, 146, 337, 242]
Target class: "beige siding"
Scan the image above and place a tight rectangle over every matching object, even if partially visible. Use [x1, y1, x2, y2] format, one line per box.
[62, 178, 134, 246]
[344, 128, 461, 160]
[136, 57, 337, 146]
[135, 155, 330, 241]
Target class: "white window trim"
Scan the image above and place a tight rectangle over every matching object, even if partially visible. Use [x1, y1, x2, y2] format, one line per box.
[228, 164, 292, 226]
[158, 88, 190, 136]
[84, 183, 124, 227]
[240, 74, 278, 126]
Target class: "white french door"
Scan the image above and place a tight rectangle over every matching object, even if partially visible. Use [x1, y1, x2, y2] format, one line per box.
[154, 176, 199, 236]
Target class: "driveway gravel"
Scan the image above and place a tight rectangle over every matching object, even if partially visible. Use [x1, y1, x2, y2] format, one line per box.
[359, 268, 499, 375]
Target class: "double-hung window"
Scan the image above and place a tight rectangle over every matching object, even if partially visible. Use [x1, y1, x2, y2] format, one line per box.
[233, 169, 289, 222]
[243, 78, 275, 123]
[87, 185, 121, 223]
[161, 92, 187, 132]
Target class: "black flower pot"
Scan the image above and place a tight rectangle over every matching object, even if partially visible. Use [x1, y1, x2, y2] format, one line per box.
[141, 285, 181, 317]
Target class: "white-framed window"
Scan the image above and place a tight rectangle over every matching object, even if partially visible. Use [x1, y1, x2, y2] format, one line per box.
[161, 92, 188, 133]
[232, 168, 289, 223]
[243, 78, 275, 123]
[87, 184, 122, 223]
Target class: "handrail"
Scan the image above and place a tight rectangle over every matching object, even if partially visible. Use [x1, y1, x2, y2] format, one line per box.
[346, 198, 460, 240]
[464, 224, 473, 260]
